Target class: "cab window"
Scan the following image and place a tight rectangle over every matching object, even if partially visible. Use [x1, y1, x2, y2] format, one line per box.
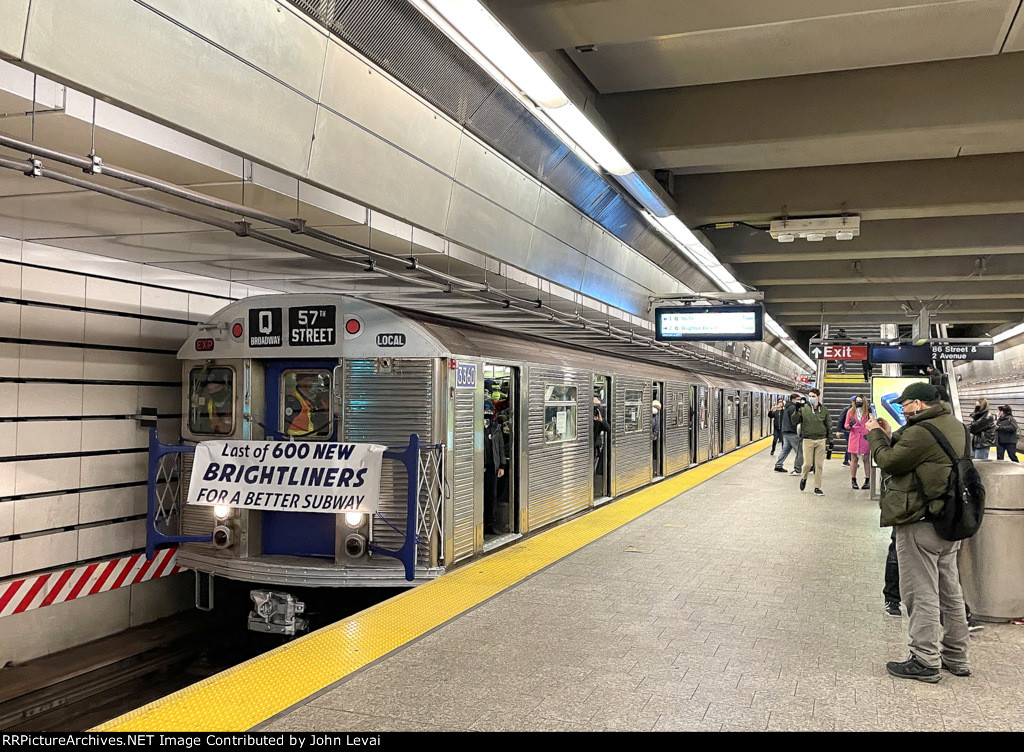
[281, 369, 332, 440]
[188, 366, 234, 436]
[543, 385, 577, 444]
[624, 389, 643, 433]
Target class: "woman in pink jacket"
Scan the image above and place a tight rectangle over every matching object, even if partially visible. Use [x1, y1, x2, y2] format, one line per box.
[845, 395, 871, 490]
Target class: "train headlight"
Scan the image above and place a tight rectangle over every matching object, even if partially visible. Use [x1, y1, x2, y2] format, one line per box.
[213, 525, 233, 548]
[214, 504, 231, 520]
[344, 512, 364, 527]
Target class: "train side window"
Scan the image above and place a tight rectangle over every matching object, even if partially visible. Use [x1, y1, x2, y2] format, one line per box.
[188, 366, 235, 436]
[543, 385, 578, 443]
[677, 397, 686, 427]
[623, 389, 643, 432]
[281, 369, 332, 440]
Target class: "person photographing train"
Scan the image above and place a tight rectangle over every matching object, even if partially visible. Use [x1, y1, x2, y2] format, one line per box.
[793, 388, 831, 496]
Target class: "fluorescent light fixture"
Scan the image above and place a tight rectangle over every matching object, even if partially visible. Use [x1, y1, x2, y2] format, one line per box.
[993, 321, 1024, 344]
[544, 103, 632, 175]
[613, 171, 673, 217]
[415, 0, 567, 108]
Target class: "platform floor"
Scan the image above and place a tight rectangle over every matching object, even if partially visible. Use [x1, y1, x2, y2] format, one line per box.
[257, 448, 1024, 732]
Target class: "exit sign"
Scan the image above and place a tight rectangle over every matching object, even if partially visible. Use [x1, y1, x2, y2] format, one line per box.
[812, 344, 868, 361]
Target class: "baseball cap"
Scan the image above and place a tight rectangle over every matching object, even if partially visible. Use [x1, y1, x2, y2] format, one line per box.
[895, 382, 941, 404]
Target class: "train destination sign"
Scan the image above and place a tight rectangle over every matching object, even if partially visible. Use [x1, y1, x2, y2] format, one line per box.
[931, 344, 994, 361]
[187, 440, 386, 514]
[248, 308, 283, 348]
[288, 305, 336, 346]
[655, 304, 764, 342]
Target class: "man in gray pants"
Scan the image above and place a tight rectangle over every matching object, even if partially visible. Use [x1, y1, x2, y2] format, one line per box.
[865, 383, 970, 682]
[773, 393, 804, 475]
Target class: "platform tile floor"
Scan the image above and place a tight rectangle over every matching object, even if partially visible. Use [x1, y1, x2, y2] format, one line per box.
[261, 449, 1024, 732]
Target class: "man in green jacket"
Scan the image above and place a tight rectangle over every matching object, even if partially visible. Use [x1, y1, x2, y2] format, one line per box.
[865, 382, 970, 683]
[792, 387, 831, 496]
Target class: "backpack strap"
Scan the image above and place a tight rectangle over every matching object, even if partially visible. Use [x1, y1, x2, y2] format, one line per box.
[918, 421, 967, 463]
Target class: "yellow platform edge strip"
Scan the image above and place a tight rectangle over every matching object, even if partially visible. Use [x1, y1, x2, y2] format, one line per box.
[95, 438, 771, 732]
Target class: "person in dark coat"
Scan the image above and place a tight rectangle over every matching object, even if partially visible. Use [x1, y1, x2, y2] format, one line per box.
[484, 398, 508, 534]
[768, 399, 785, 455]
[968, 398, 997, 460]
[996, 405, 1020, 462]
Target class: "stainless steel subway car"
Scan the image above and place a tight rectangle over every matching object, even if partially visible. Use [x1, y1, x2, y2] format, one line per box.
[154, 294, 786, 628]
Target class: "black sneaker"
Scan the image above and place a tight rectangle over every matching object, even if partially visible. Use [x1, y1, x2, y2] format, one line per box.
[967, 619, 985, 633]
[851, 478, 859, 490]
[813, 488, 824, 496]
[886, 655, 940, 683]
[885, 601, 901, 617]
[842, 461, 851, 467]
[773, 466, 787, 473]
[861, 479, 871, 490]
[799, 478, 807, 491]
[941, 660, 971, 677]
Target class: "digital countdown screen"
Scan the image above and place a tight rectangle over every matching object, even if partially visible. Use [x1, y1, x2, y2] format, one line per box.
[655, 305, 764, 342]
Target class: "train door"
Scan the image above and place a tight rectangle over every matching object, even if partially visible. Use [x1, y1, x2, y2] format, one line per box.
[710, 387, 721, 458]
[593, 374, 612, 503]
[652, 381, 665, 479]
[262, 360, 338, 558]
[689, 385, 699, 465]
[483, 364, 519, 548]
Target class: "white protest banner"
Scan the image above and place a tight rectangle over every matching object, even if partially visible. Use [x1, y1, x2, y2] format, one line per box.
[186, 440, 387, 514]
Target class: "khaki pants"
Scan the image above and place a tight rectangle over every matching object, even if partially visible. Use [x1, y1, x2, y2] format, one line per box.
[801, 438, 826, 489]
[895, 521, 970, 670]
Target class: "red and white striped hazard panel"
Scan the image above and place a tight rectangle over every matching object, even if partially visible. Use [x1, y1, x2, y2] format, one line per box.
[0, 548, 185, 618]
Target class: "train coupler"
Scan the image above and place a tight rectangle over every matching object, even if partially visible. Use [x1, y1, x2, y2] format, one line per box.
[247, 589, 308, 635]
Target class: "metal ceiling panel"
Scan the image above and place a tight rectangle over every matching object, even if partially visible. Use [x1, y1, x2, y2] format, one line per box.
[443, 183, 535, 269]
[23, 0, 318, 174]
[453, 137, 542, 223]
[0, 0, 29, 58]
[319, 40, 464, 177]
[525, 230, 587, 291]
[306, 106, 454, 235]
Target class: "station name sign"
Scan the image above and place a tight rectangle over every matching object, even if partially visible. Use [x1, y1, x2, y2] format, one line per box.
[930, 344, 994, 361]
[655, 305, 764, 342]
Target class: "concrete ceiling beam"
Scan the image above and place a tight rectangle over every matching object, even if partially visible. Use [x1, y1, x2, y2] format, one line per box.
[674, 155, 1024, 226]
[597, 52, 1024, 173]
[762, 280, 1024, 302]
[741, 253, 1024, 286]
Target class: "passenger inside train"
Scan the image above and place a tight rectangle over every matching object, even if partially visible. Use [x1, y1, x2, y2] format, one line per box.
[189, 366, 234, 435]
[284, 370, 331, 439]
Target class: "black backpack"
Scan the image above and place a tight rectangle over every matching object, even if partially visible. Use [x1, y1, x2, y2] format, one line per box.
[918, 422, 985, 541]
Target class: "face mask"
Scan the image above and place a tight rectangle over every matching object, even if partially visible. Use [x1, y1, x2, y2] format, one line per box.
[808, 396, 817, 405]
[855, 401, 863, 407]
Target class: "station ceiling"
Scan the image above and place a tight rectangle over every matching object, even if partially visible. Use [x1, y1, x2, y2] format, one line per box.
[485, 0, 1024, 343]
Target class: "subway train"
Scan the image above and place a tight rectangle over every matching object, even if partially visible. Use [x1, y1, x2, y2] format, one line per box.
[150, 294, 790, 632]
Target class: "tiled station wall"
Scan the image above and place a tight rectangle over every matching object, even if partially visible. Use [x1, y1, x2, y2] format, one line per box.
[0, 237, 265, 664]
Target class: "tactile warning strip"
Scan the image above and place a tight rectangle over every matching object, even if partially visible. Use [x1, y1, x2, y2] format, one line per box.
[95, 438, 771, 732]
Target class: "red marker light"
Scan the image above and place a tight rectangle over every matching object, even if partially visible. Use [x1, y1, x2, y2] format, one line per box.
[345, 318, 361, 335]
[195, 338, 215, 352]
[449, 358, 458, 370]
[231, 322, 243, 338]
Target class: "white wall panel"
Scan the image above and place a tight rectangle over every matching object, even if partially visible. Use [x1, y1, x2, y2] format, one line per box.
[18, 345, 85, 379]
[138, 385, 179, 414]
[18, 306, 85, 342]
[17, 382, 84, 417]
[85, 276, 141, 314]
[84, 312, 141, 348]
[79, 486, 145, 525]
[139, 319, 189, 349]
[0, 463, 12, 499]
[136, 353, 179, 381]
[12, 529, 78, 572]
[82, 350, 139, 381]
[0, 301, 20, 334]
[77, 519, 142, 561]
[20, 266, 85, 306]
[80, 419, 147, 452]
[15, 457, 81, 497]
[0, 489, 12, 535]
[0, 540, 11, 577]
[0, 422, 13, 456]
[0, 587, 129, 665]
[13, 494, 78, 535]
[83, 385, 141, 416]
[80, 452, 146, 490]
[16, 420, 82, 455]
[0, 383, 16, 417]
[0, 343, 18, 377]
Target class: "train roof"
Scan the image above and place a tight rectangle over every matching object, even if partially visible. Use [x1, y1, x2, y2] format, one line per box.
[180, 294, 779, 391]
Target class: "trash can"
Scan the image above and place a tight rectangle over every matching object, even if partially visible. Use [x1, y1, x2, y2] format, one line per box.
[958, 461, 1024, 622]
